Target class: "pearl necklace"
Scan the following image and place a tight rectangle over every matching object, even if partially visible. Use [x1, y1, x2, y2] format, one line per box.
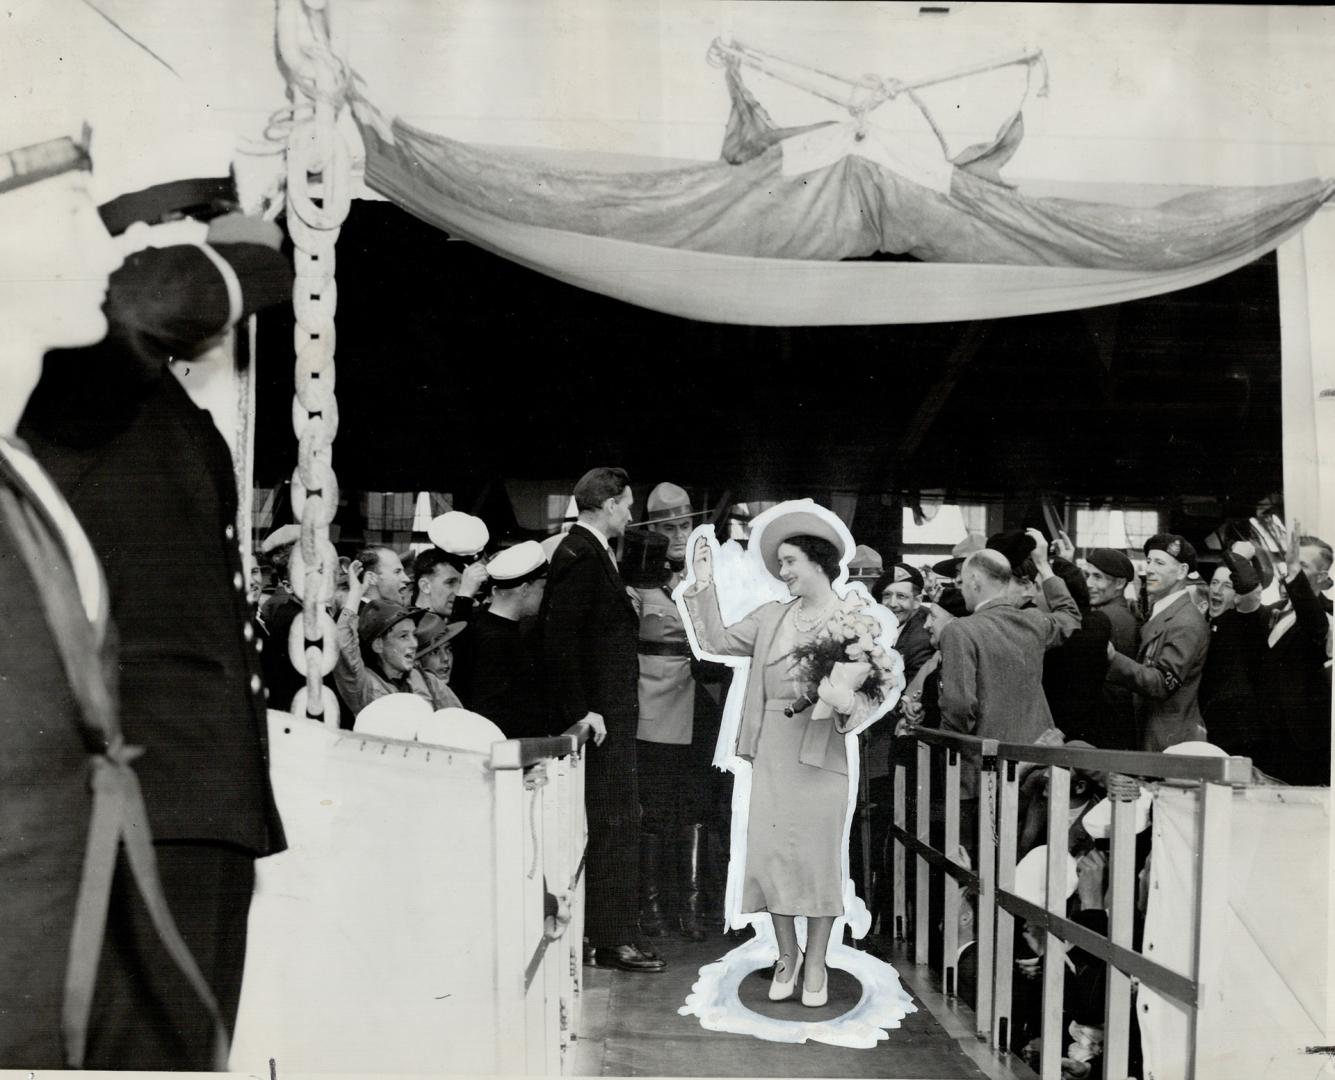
[791, 594, 838, 634]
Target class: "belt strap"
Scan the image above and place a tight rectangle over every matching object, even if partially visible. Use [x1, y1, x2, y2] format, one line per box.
[62, 737, 230, 1070]
[637, 639, 693, 658]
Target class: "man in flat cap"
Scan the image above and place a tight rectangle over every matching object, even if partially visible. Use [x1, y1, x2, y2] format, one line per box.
[455, 541, 550, 738]
[633, 482, 729, 943]
[19, 174, 288, 1066]
[1105, 534, 1210, 752]
[543, 467, 664, 972]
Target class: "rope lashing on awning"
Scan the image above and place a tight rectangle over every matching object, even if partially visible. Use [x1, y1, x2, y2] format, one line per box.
[705, 38, 1048, 150]
[277, 0, 353, 722]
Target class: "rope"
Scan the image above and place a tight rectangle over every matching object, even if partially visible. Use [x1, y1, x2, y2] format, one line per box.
[707, 37, 1047, 139]
[278, 0, 352, 722]
[524, 763, 549, 880]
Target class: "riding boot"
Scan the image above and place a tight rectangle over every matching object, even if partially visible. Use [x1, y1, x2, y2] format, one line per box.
[639, 832, 668, 938]
[678, 823, 707, 941]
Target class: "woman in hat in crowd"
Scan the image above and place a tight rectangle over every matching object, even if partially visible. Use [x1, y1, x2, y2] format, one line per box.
[682, 504, 899, 1008]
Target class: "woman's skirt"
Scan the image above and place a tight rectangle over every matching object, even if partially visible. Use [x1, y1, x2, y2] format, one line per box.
[741, 700, 848, 916]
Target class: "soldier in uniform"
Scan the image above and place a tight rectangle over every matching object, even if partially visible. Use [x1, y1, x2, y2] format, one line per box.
[633, 483, 729, 942]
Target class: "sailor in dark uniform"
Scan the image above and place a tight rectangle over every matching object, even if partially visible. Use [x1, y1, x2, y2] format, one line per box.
[633, 483, 729, 941]
[454, 541, 550, 738]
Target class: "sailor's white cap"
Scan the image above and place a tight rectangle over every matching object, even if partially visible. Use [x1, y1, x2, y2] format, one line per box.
[428, 511, 489, 557]
[488, 540, 548, 589]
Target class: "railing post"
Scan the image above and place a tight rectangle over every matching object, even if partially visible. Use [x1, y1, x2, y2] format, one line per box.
[893, 762, 907, 941]
[975, 749, 997, 1041]
[1189, 781, 1233, 1076]
[1040, 765, 1071, 1080]
[493, 767, 528, 1074]
[915, 739, 932, 966]
[993, 756, 1019, 1052]
[569, 746, 587, 1043]
[943, 747, 961, 998]
[1103, 776, 1138, 1080]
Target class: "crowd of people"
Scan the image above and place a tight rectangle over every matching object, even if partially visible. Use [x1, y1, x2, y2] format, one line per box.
[2, 115, 1332, 1075]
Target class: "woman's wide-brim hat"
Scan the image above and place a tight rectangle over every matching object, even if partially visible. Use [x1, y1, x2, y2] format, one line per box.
[756, 507, 852, 580]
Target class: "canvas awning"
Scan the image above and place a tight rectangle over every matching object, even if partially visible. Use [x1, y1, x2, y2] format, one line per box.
[353, 66, 1335, 326]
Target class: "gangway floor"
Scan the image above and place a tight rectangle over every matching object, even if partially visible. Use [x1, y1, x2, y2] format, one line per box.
[574, 932, 1031, 1079]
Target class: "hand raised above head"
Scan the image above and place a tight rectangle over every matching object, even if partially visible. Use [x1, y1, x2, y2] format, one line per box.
[1025, 527, 1050, 569]
[692, 535, 713, 586]
[1052, 530, 1076, 562]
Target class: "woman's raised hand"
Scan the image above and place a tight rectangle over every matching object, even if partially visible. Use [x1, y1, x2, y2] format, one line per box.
[692, 535, 713, 587]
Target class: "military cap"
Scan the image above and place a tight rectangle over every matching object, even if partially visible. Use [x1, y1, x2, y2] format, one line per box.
[848, 544, 884, 581]
[1143, 533, 1197, 572]
[1086, 548, 1135, 582]
[889, 563, 925, 592]
[986, 530, 1038, 574]
[260, 523, 302, 555]
[427, 511, 489, 564]
[643, 482, 698, 524]
[357, 599, 425, 644]
[1217, 551, 1260, 594]
[932, 556, 963, 579]
[952, 533, 987, 558]
[488, 540, 548, 589]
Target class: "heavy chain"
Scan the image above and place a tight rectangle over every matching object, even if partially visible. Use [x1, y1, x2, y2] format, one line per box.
[278, 0, 351, 721]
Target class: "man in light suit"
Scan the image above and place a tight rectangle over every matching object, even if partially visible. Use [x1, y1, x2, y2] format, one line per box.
[542, 467, 666, 973]
[1105, 534, 1211, 752]
[938, 531, 1081, 849]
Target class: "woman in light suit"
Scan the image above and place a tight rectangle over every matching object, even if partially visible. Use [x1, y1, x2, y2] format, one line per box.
[682, 507, 892, 1007]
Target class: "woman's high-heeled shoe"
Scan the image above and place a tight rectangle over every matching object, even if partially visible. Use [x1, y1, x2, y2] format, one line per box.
[801, 966, 828, 1008]
[768, 950, 803, 1002]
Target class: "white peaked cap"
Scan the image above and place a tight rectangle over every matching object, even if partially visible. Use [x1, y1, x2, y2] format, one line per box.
[427, 511, 489, 556]
[488, 541, 548, 588]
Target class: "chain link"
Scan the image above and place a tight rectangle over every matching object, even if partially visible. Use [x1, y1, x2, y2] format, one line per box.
[279, 0, 351, 721]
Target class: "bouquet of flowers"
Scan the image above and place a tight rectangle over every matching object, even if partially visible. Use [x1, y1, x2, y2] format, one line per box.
[787, 603, 899, 721]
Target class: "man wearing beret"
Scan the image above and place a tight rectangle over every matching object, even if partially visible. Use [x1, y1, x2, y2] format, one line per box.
[19, 179, 289, 1067]
[1104, 534, 1211, 752]
[633, 482, 729, 943]
[875, 563, 934, 685]
[1083, 548, 1141, 659]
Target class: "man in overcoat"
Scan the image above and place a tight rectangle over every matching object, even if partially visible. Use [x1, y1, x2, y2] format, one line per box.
[937, 532, 1081, 848]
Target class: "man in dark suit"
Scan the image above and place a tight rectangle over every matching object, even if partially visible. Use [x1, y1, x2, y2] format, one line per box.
[542, 467, 665, 973]
[1105, 534, 1211, 752]
[21, 207, 289, 1068]
[1257, 525, 1332, 784]
[938, 532, 1081, 854]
